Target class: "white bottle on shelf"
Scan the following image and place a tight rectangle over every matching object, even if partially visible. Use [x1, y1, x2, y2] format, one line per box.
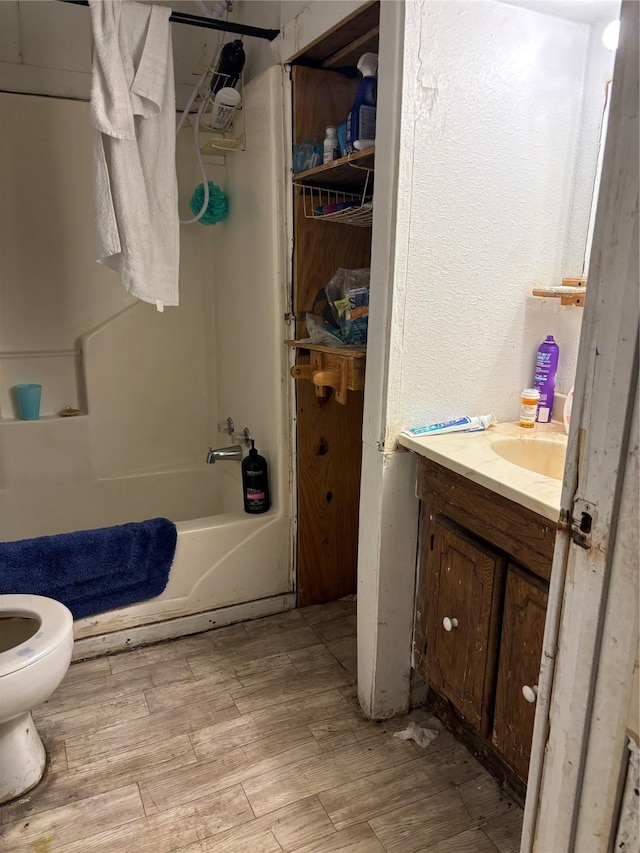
[208, 87, 241, 131]
[323, 126, 339, 164]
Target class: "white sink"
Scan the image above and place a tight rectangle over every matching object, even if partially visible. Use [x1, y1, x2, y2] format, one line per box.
[398, 421, 569, 521]
[491, 435, 567, 481]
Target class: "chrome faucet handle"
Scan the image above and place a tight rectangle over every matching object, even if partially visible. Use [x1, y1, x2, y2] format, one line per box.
[216, 418, 252, 448]
[217, 417, 235, 436]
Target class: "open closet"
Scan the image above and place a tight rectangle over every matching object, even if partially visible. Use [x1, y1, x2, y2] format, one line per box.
[286, 1, 380, 606]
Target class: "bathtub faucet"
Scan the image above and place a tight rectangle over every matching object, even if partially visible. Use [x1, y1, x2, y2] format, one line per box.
[206, 445, 243, 464]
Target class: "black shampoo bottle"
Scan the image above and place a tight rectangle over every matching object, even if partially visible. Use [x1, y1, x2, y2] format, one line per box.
[241, 441, 270, 514]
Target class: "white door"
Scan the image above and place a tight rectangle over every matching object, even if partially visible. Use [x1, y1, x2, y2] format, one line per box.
[522, 2, 639, 850]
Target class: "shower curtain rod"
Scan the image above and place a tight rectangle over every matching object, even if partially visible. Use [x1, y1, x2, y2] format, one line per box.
[57, 0, 280, 41]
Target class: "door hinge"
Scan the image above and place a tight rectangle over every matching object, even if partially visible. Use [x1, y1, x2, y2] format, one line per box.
[283, 312, 296, 325]
[569, 497, 596, 550]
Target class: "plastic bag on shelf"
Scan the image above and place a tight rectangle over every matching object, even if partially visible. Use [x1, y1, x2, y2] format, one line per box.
[292, 141, 323, 174]
[325, 268, 370, 347]
[300, 313, 344, 347]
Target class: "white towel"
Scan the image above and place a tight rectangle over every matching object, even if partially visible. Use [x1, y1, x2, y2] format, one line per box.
[89, 0, 179, 311]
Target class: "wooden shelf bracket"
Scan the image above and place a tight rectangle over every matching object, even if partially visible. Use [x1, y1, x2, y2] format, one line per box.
[287, 341, 365, 405]
[532, 277, 587, 307]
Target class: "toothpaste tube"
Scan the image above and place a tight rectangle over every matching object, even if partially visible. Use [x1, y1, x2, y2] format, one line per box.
[404, 413, 497, 437]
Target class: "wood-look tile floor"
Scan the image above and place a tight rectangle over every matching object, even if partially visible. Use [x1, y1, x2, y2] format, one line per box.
[1, 601, 523, 852]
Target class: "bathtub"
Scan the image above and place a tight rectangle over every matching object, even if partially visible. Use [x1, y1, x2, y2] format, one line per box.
[0, 455, 293, 659]
[73, 508, 294, 659]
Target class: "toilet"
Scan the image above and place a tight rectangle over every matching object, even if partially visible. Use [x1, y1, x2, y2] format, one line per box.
[0, 594, 74, 803]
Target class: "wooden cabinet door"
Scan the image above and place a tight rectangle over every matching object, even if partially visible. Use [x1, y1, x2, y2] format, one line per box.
[492, 565, 548, 782]
[424, 516, 505, 731]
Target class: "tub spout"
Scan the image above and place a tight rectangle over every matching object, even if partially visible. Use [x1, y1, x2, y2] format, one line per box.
[206, 445, 243, 464]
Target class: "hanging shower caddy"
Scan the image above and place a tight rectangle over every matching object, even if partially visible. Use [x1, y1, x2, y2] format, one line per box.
[188, 35, 247, 153]
[197, 69, 246, 152]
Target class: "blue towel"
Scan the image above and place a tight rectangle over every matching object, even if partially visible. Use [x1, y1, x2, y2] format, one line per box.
[0, 518, 177, 620]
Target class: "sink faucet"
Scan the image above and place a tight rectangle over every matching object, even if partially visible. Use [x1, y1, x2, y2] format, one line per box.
[206, 445, 243, 464]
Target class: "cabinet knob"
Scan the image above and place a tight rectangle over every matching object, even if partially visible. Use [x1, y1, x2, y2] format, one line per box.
[522, 684, 538, 703]
[442, 617, 459, 632]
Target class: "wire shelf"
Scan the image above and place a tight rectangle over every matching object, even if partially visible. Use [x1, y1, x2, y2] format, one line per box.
[297, 154, 373, 227]
[293, 149, 375, 191]
[301, 185, 373, 227]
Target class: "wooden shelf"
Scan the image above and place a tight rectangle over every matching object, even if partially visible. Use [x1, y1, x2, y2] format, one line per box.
[285, 340, 366, 357]
[532, 278, 587, 307]
[293, 149, 375, 192]
[286, 340, 366, 405]
[532, 288, 586, 306]
[297, 2, 380, 68]
[322, 25, 379, 70]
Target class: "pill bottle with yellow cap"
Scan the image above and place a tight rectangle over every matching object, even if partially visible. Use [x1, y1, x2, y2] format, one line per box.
[519, 388, 540, 428]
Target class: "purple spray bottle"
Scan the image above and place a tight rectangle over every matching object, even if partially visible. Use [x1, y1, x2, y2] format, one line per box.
[534, 335, 559, 423]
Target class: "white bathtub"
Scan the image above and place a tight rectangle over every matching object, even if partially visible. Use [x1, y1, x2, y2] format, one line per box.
[72, 508, 293, 659]
[0, 457, 293, 659]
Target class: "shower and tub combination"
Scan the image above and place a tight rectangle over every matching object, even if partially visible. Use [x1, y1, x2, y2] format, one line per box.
[0, 6, 291, 804]
[68, 410, 291, 659]
[0, 60, 292, 657]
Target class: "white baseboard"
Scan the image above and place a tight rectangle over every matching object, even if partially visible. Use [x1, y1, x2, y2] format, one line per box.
[72, 593, 297, 661]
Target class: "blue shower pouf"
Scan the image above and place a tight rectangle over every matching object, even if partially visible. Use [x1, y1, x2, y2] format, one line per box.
[188, 181, 229, 225]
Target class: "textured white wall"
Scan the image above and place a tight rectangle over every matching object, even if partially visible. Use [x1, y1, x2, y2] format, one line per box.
[390, 0, 601, 432]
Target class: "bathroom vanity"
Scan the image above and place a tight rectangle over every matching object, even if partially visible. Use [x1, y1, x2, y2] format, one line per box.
[400, 423, 566, 801]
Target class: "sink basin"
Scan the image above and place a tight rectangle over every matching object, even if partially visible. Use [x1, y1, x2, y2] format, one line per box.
[398, 420, 568, 520]
[491, 435, 567, 480]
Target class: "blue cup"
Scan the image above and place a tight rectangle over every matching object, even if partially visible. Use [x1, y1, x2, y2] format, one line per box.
[16, 384, 42, 420]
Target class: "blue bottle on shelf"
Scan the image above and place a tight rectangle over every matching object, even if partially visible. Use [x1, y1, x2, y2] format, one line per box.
[346, 53, 378, 153]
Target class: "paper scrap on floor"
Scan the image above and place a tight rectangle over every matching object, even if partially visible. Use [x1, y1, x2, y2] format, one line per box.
[393, 721, 439, 748]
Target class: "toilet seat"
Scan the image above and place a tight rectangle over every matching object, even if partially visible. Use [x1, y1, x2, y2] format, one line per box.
[0, 594, 73, 677]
